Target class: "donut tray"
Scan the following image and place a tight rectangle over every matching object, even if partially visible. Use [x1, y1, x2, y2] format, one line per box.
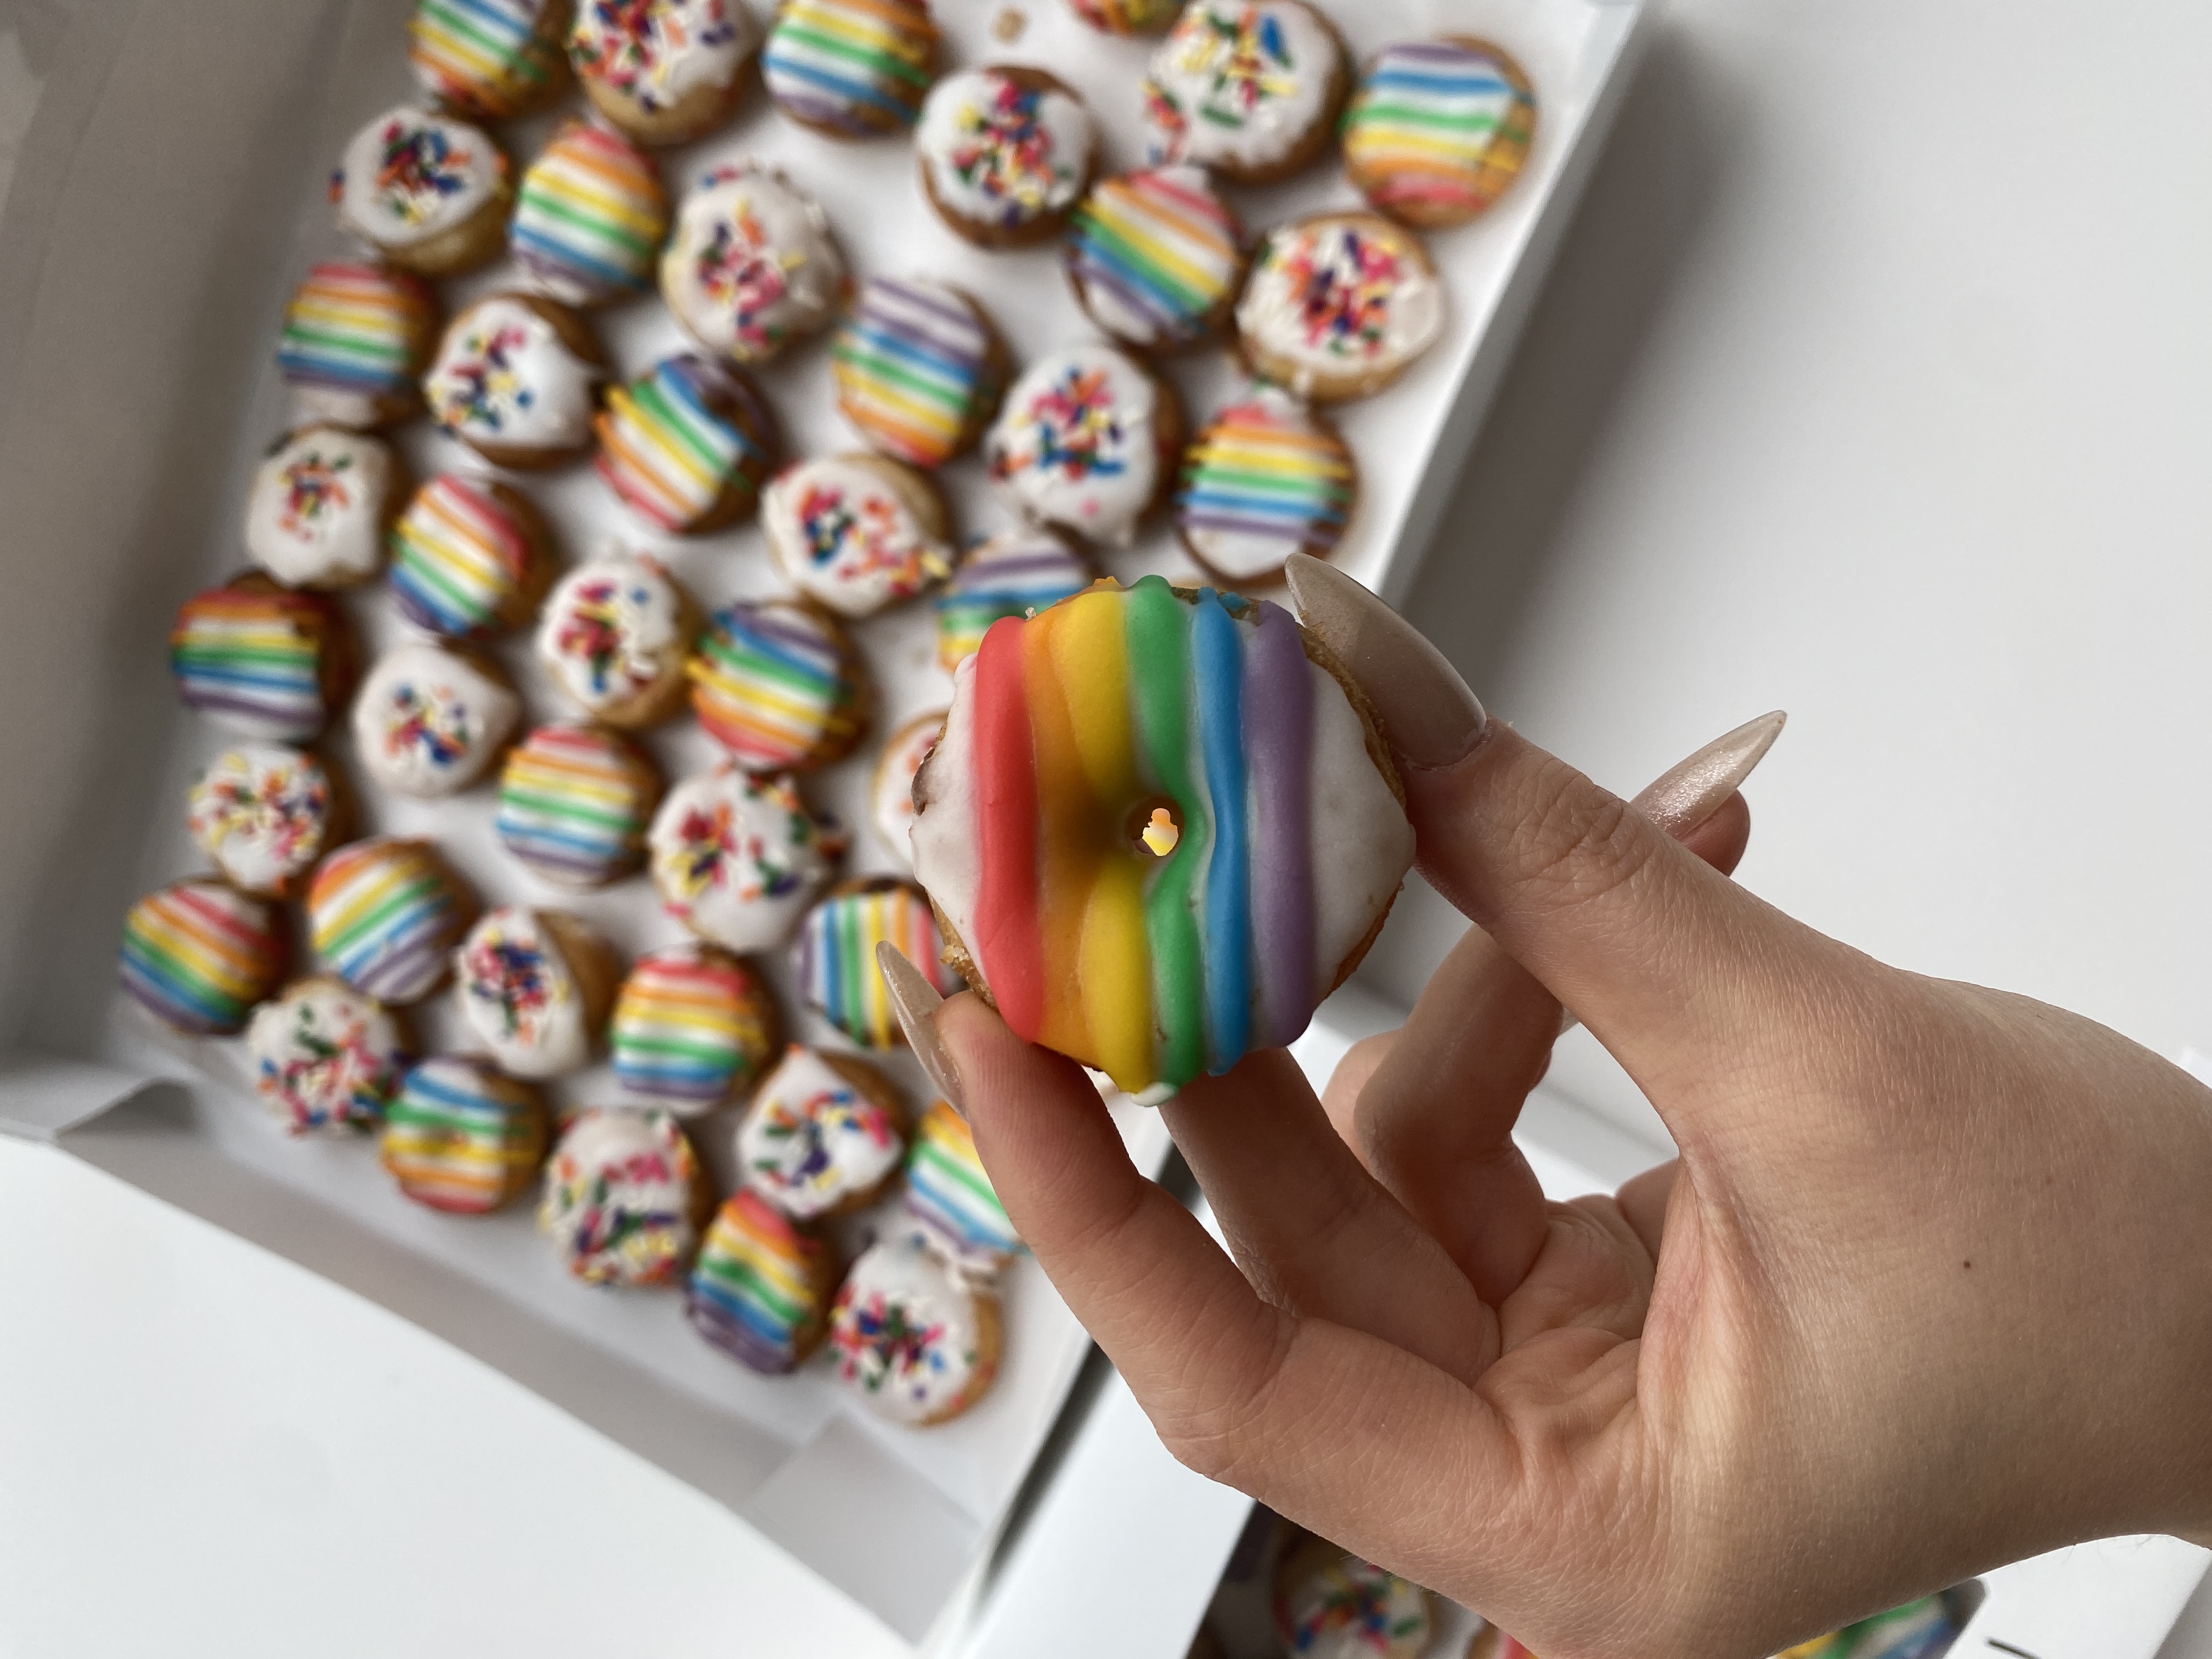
[0, 0, 1646, 1646]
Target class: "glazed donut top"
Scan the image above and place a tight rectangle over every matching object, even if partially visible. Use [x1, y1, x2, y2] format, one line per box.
[381, 1054, 546, 1214]
[611, 943, 776, 1109]
[246, 979, 407, 1135]
[870, 711, 944, 868]
[1066, 166, 1242, 351]
[409, 0, 565, 117]
[1274, 1554, 1432, 1659]
[649, 768, 837, 952]
[830, 1234, 989, 1424]
[737, 1044, 904, 1220]
[1177, 382, 1355, 578]
[794, 879, 959, 1048]
[540, 1107, 702, 1285]
[246, 427, 393, 588]
[334, 105, 506, 251]
[276, 261, 437, 421]
[689, 599, 865, 771]
[495, 724, 658, 888]
[170, 582, 347, 744]
[119, 881, 286, 1039]
[511, 118, 669, 305]
[537, 552, 690, 717]
[983, 343, 1165, 546]
[761, 0, 937, 135]
[831, 276, 1000, 470]
[904, 1100, 1020, 1274]
[916, 67, 1094, 233]
[187, 743, 334, 898]
[596, 354, 776, 532]
[1237, 216, 1444, 392]
[1142, 0, 1340, 174]
[388, 473, 535, 639]
[454, 907, 596, 1076]
[1343, 39, 1537, 224]
[308, 838, 474, 1007]
[425, 295, 601, 451]
[569, 0, 760, 112]
[911, 577, 1415, 1098]
[935, 526, 1091, 672]
[761, 455, 955, 616]
[352, 641, 521, 796]
[662, 163, 847, 363]
[687, 1189, 830, 1373]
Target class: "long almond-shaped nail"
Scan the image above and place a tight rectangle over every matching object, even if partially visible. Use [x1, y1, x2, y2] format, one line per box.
[1630, 711, 1787, 836]
[1284, 554, 1487, 770]
[877, 941, 964, 1114]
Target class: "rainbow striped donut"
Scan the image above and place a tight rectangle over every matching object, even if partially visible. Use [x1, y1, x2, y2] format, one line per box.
[511, 118, 669, 307]
[1342, 38, 1537, 229]
[275, 261, 437, 427]
[831, 277, 1001, 469]
[689, 598, 867, 772]
[904, 1101, 1021, 1272]
[380, 1056, 548, 1214]
[935, 527, 1091, 672]
[307, 838, 476, 1006]
[495, 723, 661, 887]
[792, 878, 960, 1049]
[1176, 384, 1356, 581]
[388, 473, 540, 638]
[612, 943, 778, 1109]
[910, 577, 1415, 1098]
[409, 0, 569, 118]
[761, 0, 937, 137]
[595, 354, 777, 534]
[687, 1189, 836, 1374]
[170, 580, 349, 743]
[119, 881, 286, 1036]
[1066, 167, 1243, 352]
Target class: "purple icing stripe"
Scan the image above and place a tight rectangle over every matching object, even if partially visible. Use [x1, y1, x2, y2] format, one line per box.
[1242, 601, 1316, 1048]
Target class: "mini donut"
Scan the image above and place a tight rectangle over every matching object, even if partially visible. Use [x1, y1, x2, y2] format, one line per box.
[793, 877, 960, 1048]
[687, 1188, 840, 1374]
[308, 837, 479, 1005]
[869, 710, 945, 870]
[536, 551, 699, 727]
[983, 342, 1184, 548]
[829, 1234, 1002, 1425]
[595, 354, 780, 535]
[761, 453, 956, 619]
[1176, 383, 1356, 583]
[910, 577, 1416, 1098]
[1235, 212, 1446, 404]
[914, 66, 1097, 247]
[388, 472, 556, 639]
[118, 879, 287, 1037]
[1065, 0, 1177, 33]
[510, 118, 670, 307]
[648, 768, 839, 951]
[245, 977, 409, 1135]
[736, 1043, 907, 1220]
[611, 943, 779, 1110]
[1272, 1538, 1436, 1659]
[381, 1054, 549, 1214]
[539, 1106, 712, 1286]
[276, 261, 439, 432]
[245, 427, 402, 591]
[1342, 38, 1538, 230]
[332, 105, 512, 278]
[409, 0, 573, 120]
[761, 0, 938, 139]
[424, 294, 607, 470]
[1774, 1599, 1955, 1659]
[690, 598, 871, 772]
[453, 906, 621, 1080]
[1065, 166, 1244, 354]
[186, 743, 340, 898]
[935, 526, 1092, 673]
[351, 640, 522, 798]
[903, 1099, 1022, 1274]
[1141, 0, 1349, 185]
[661, 163, 848, 366]
[495, 723, 662, 888]
[170, 575, 356, 743]
[569, 0, 761, 146]
[830, 278, 1007, 469]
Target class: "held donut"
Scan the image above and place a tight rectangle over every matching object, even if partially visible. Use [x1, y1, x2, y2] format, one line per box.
[510, 118, 670, 307]
[903, 1100, 1022, 1275]
[1065, 166, 1244, 354]
[736, 1044, 907, 1220]
[868, 710, 945, 870]
[244, 426, 400, 590]
[1141, 0, 1349, 185]
[648, 768, 839, 952]
[793, 877, 960, 1048]
[118, 880, 287, 1037]
[187, 743, 338, 898]
[408, 0, 573, 120]
[246, 978, 409, 1135]
[687, 1188, 840, 1374]
[424, 294, 607, 469]
[829, 1234, 1001, 1425]
[388, 473, 555, 640]
[569, 0, 761, 147]
[935, 526, 1092, 672]
[689, 598, 871, 772]
[611, 943, 779, 1110]
[276, 261, 439, 432]
[1342, 38, 1538, 230]
[595, 354, 780, 535]
[332, 105, 512, 278]
[914, 66, 1097, 247]
[496, 724, 662, 888]
[307, 837, 479, 1006]
[761, 0, 939, 139]
[1175, 383, 1356, 583]
[170, 577, 356, 744]
[1235, 212, 1445, 404]
[1272, 1539, 1437, 1659]
[539, 1107, 711, 1286]
[910, 577, 1415, 1099]
[381, 1055, 549, 1214]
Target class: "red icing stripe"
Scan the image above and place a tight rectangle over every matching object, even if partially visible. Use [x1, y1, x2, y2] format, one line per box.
[972, 617, 1044, 1041]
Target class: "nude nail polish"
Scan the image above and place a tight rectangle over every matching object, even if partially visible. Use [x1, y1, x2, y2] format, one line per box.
[1283, 554, 1487, 770]
[877, 941, 964, 1113]
[1630, 711, 1787, 836]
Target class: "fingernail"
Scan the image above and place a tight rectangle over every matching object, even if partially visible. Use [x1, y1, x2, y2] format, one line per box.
[1284, 554, 1487, 770]
[1629, 711, 1788, 836]
[877, 941, 964, 1114]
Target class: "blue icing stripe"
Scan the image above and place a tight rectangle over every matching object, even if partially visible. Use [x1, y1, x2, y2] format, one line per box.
[662, 360, 765, 465]
[512, 224, 630, 290]
[763, 52, 907, 120]
[1192, 589, 1249, 1073]
[1368, 67, 1509, 94]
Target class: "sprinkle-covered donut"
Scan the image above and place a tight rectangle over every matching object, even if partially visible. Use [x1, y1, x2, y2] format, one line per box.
[910, 577, 1415, 1098]
[794, 878, 960, 1048]
[381, 1054, 548, 1214]
[352, 641, 521, 798]
[870, 710, 944, 870]
[171, 577, 356, 743]
[540, 1107, 709, 1286]
[830, 1234, 1002, 1425]
[611, 943, 779, 1110]
[187, 743, 337, 898]
[1065, 0, 1177, 33]
[246, 978, 408, 1135]
[904, 1100, 1021, 1274]
[1176, 383, 1355, 582]
[1237, 212, 1446, 404]
[119, 880, 287, 1037]
[1342, 38, 1537, 229]
[454, 906, 619, 1080]
[983, 343, 1183, 548]
[687, 1189, 840, 1374]
[388, 473, 554, 639]
[595, 354, 780, 534]
[661, 163, 847, 365]
[536, 551, 699, 727]
[689, 598, 870, 771]
[570, 0, 761, 146]
[915, 66, 1096, 247]
[1272, 1539, 1436, 1659]
[761, 453, 956, 619]
[409, 0, 573, 120]
[649, 768, 838, 952]
[510, 118, 669, 307]
[496, 723, 662, 888]
[332, 105, 511, 278]
[276, 261, 440, 432]
[424, 294, 607, 469]
[245, 427, 399, 591]
[935, 526, 1092, 672]
[1065, 167, 1244, 354]
[831, 278, 1006, 469]
[761, 0, 938, 139]
[308, 838, 479, 1006]
[737, 1043, 907, 1219]
[1141, 0, 1348, 185]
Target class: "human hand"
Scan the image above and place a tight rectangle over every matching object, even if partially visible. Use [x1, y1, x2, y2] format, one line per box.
[879, 556, 2212, 1658]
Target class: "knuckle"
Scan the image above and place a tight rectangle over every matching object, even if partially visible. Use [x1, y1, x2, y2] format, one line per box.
[1504, 760, 1656, 912]
[1153, 1320, 1299, 1487]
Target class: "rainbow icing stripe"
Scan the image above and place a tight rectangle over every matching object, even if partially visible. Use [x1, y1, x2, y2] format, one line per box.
[595, 354, 773, 532]
[1342, 39, 1536, 225]
[1176, 386, 1355, 578]
[409, 0, 565, 117]
[511, 119, 669, 306]
[388, 473, 535, 637]
[689, 599, 864, 771]
[495, 724, 658, 887]
[611, 944, 777, 1107]
[307, 838, 473, 1006]
[119, 881, 286, 1036]
[275, 261, 435, 408]
[1066, 167, 1243, 351]
[904, 1101, 1021, 1271]
[170, 583, 345, 743]
[793, 881, 959, 1049]
[687, 1189, 833, 1373]
[831, 277, 998, 469]
[935, 528, 1090, 672]
[381, 1056, 547, 1214]
[761, 0, 936, 135]
[1068, 0, 1179, 32]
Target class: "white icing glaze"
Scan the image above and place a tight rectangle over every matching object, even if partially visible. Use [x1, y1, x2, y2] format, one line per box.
[1142, 0, 1339, 174]
[185, 743, 332, 895]
[245, 978, 406, 1135]
[660, 164, 846, 364]
[453, 906, 595, 1078]
[983, 343, 1161, 546]
[351, 641, 521, 797]
[1276, 1553, 1432, 1659]
[424, 295, 601, 450]
[648, 769, 834, 951]
[244, 428, 393, 588]
[535, 551, 687, 715]
[736, 1046, 905, 1220]
[1235, 217, 1444, 396]
[539, 1107, 701, 1284]
[916, 68, 1094, 229]
[829, 1234, 990, 1424]
[569, 0, 759, 110]
[870, 712, 943, 871]
[335, 105, 504, 251]
[761, 456, 953, 618]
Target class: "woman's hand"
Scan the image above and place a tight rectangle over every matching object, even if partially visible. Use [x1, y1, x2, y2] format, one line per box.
[878, 556, 2212, 1659]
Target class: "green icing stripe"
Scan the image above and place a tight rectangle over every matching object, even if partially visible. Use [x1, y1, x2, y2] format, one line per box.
[1125, 577, 1207, 1087]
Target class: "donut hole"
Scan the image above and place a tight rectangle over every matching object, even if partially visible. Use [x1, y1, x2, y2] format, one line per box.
[1127, 798, 1181, 858]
